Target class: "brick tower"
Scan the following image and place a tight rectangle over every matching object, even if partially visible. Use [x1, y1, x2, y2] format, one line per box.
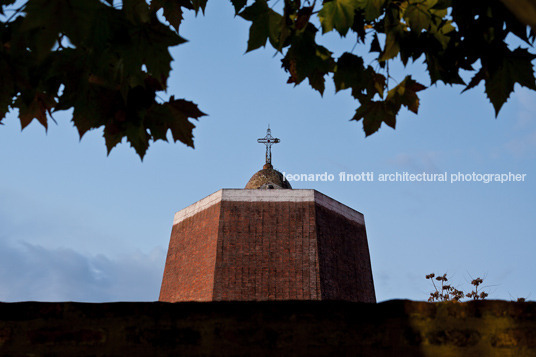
[159, 128, 375, 303]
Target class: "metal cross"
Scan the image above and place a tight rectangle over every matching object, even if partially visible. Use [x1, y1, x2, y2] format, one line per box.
[257, 126, 280, 166]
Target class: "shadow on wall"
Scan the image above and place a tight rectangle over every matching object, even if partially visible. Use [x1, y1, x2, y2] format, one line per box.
[0, 300, 534, 356]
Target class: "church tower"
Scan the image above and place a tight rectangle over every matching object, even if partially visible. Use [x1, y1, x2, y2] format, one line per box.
[159, 128, 375, 302]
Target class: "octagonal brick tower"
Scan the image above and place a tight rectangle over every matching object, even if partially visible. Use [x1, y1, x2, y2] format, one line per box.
[159, 127, 375, 302]
[159, 184, 375, 302]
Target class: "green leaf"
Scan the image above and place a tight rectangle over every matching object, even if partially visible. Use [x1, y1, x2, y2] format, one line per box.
[240, 0, 283, 52]
[146, 96, 206, 148]
[230, 0, 248, 15]
[20, 0, 100, 58]
[103, 118, 126, 155]
[424, 50, 465, 85]
[127, 17, 187, 86]
[123, 0, 151, 24]
[151, 0, 194, 31]
[379, 24, 403, 61]
[333, 53, 386, 100]
[164, 97, 205, 146]
[352, 100, 397, 135]
[2, 0, 206, 159]
[281, 25, 335, 94]
[76, 84, 206, 160]
[334, 53, 366, 92]
[370, 33, 381, 52]
[352, 76, 425, 135]
[163, 3, 184, 32]
[125, 122, 150, 159]
[462, 67, 485, 93]
[318, 0, 359, 36]
[485, 47, 536, 115]
[405, 1, 435, 32]
[433, 0, 452, 10]
[356, 0, 386, 21]
[431, 20, 454, 50]
[386, 75, 426, 114]
[295, 6, 314, 31]
[14, 91, 56, 130]
[4, 0, 536, 157]
[192, 0, 207, 14]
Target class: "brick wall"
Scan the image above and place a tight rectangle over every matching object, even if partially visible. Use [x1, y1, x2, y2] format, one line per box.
[212, 201, 321, 301]
[159, 202, 221, 302]
[315, 203, 376, 302]
[159, 190, 375, 302]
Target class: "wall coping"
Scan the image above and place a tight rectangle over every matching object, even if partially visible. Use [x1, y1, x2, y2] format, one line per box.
[173, 189, 365, 225]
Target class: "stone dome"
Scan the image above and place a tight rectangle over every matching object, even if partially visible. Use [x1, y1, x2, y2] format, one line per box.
[245, 164, 292, 189]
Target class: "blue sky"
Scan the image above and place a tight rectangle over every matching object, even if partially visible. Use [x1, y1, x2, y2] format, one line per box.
[1, 1, 535, 302]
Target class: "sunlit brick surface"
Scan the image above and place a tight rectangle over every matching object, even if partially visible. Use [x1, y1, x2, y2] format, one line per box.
[159, 203, 221, 302]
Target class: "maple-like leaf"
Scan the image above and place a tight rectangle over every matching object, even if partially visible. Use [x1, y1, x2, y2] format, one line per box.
[240, 0, 283, 52]
[318, 0, 359, 36]
[15, 92, 56, 130]
[356, 0, 386, 21]
[151, 0, 193, 32]
[370, 33, 381, 52]
[334, 53, 386, 101]
[485, 48, 536, 115]
[353, 101, 397, 136]
[164, 97, 205, 147]
[20, 0, 101, 58]
[386, 76, 427, 114]
[281, 25, 335, 94]
[230, 0, 248, 15]
[379, 23, 403, 61]
[127, 17, 187, 87]
[404, 1, 434, 33]
[146, 96, 206, 148]
[334, 53, 367, 92]
[352, 76, 425, 135]
[192, 0, 207, 14]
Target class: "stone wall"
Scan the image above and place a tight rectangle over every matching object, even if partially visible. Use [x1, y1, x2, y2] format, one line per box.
[0, 300, 534, 356]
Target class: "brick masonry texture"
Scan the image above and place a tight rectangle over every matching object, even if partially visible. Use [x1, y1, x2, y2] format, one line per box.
[1, 301, 535, 356]
[315, 203, 375, 302]
[212, 200, 321, 301]
[159, 202, 221, 302]
[159, 190, 375, 302]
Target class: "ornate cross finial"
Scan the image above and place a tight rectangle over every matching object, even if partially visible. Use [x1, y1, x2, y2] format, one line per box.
[257, 125, 280, 167]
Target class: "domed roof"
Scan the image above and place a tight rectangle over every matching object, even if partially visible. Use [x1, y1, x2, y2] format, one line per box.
[245, 164, 292, 189]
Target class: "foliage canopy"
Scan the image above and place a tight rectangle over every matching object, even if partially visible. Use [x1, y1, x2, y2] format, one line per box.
[1, 0, 535, 158]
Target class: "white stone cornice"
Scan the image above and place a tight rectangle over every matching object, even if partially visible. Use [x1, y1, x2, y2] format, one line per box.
[173, 189, 364, 225]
